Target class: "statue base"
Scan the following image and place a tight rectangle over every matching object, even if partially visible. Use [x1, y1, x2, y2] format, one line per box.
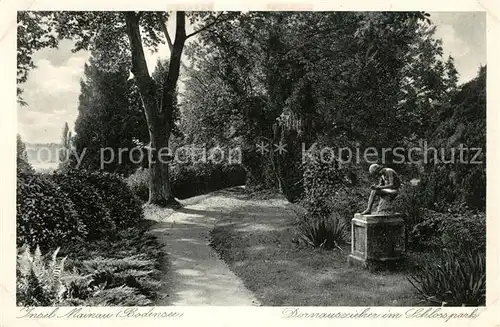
[347, 213, 406, 271]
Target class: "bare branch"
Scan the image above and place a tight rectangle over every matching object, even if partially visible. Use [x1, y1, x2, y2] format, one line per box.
[186, 12, 227, 39]
[156, 12, 173, 53]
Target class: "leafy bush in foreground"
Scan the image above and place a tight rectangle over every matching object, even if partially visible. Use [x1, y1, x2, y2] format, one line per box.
[16, 172, 86, 251]
[73, 169, 144, 229]
[52, 170, 116, 239]
[17, 167, 163, 306]
[408, 249, 486, 306]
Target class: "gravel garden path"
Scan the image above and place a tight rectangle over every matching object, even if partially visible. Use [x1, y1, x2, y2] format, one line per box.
[146, 187, 261, 306]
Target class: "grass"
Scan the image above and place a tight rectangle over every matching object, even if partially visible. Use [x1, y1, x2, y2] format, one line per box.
[209, 192, 420, 306]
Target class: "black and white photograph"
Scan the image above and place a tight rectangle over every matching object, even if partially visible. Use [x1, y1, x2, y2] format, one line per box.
[10, 7, 491, 313]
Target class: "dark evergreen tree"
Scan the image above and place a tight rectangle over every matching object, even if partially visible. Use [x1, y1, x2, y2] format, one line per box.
[73, 54, 148, 174]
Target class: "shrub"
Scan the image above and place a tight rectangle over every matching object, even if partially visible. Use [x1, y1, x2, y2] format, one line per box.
[52, 170, 116, 239]
[17, 172, 86, 251]
[302, 155, 346, 218]
[17, 246, 68, 306]
[391, 181, 425, 247]
[296, 212, 349, 250]
[410, 208, 485, 253]
[408, 249, 486, 306]
[393, 182, 424, 223]
[126, 167, 149, 202]
[300, 150, 366, 224]
[171, 162, 246, 199]
[127, 163, 247, 201]
[73, 169, 144, 230]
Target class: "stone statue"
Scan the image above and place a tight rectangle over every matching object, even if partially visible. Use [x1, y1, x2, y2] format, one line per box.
[360, 164, 401, 214]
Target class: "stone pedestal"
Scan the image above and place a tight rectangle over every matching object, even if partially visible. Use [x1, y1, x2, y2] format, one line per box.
[348, 213, 405, 271]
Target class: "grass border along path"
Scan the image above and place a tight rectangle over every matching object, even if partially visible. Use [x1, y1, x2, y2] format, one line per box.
[209, 189, 419, 306]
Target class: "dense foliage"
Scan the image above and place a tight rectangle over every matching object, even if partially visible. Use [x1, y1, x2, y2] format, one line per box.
[17, 172, 86, 251]
[182, 12, 458, 195]
[16, 135, 163, 306]
[74, 170, 144, 230]
[73, 55, 148, 174]
[51, 171, 116, 239]
[18, 164, 144, 251]
[17, 134, 34, 174]
[418, 67, 486, 211]
[410, 208, 486, 253]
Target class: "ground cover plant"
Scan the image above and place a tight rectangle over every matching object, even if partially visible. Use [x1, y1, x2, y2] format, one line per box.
[16, 157, 166, 306]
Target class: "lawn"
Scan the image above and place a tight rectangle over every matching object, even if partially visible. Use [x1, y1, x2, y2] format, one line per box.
[209, 192, 420, 306]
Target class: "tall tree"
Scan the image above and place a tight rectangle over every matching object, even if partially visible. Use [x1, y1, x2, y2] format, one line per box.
[58, 122, 73, 170]
[18, 11, 234, 206]
[182, 12, 453, 194]
[74, 54, 148, 173]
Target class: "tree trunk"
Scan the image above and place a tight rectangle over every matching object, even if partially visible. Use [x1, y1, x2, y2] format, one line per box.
[125, 11, 186, 207]
[147, 110, 176, 206]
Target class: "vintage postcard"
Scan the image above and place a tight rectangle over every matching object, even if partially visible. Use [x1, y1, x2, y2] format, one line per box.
[1, 0, 498, 326]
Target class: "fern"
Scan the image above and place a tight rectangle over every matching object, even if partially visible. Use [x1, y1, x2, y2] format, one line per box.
[17, 245, 68, 306]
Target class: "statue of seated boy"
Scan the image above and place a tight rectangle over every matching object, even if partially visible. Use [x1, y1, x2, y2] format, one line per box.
[360, 164, 401, 215]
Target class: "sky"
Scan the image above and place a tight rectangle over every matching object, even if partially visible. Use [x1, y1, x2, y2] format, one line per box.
[17, 12, 486, 144]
